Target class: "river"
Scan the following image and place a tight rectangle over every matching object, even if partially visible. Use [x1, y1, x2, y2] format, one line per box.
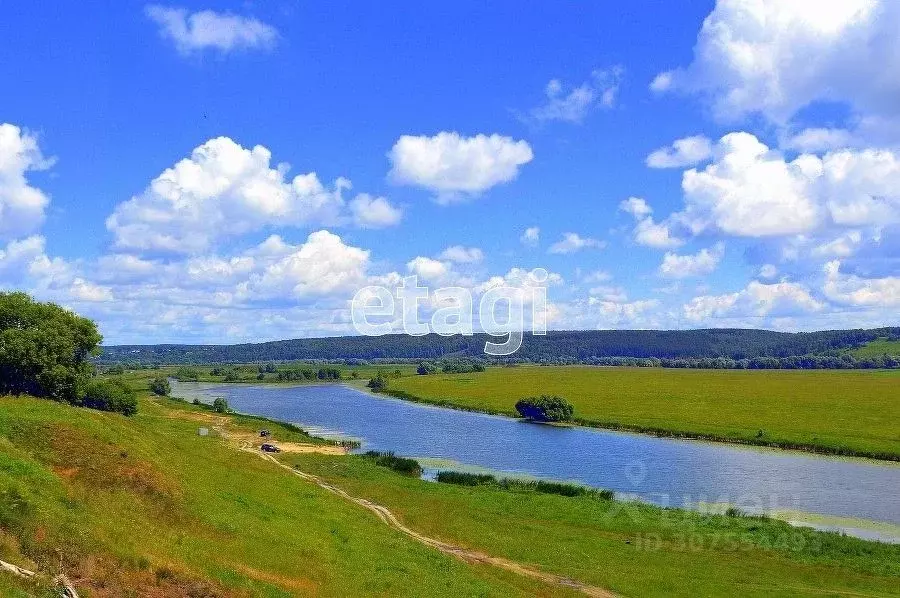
[172, 381, 900, 543]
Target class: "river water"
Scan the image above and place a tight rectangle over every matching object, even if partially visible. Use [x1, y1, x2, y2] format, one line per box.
[172, 381, 900, 542]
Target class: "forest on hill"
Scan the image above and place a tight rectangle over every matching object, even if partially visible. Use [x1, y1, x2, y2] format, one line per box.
[97, 327, 900, 365]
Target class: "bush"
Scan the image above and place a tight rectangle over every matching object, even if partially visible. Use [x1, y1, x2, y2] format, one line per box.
[174, 367, 200, 381]
[223, 371, 241, 382]
[367, 372, 389, 391]
[81, 378, 138, 416]
[514, 395, 574, 422]
[416, 362, 437, 375]
[435, 471, 496, 486]
[212, 397, 229, 413]
[363, 451, 422, 476]
[435, 470, 614, 500]
[148, 376, 170, 396]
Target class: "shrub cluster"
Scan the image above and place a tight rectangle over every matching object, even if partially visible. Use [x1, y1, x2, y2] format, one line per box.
[80, 378, 138, 416]
[363, 451, 422, 476]
[435, 471, 614, 500]
[149, 376, 171, 396]
[514, 395, 574, 422]
[416, 359, 486, 375]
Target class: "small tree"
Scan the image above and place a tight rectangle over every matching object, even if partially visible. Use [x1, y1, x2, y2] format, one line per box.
[367, 372, 388, 392]
[149, 376, 171, 396]
[515, 395, 574, 422]
[212, 397, 230, 413]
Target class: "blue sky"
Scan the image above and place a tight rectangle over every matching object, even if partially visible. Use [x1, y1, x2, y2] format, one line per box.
[1, 1, 899, 343]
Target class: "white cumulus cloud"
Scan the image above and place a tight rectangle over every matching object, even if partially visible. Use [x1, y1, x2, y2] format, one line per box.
[439, 245, 483, 264]
[0, 124, 54, 241]
[652, 0, 900, 125]
[348, 194, 403, 228]
[145, 5, 278, 55]
[658, 243, 724, 279]
[548, 232, 604, 255]
[106, 136, 400, 254]
[388, 132, 533, 203]
[823, 260, 900, 307]
[646, 135, 713, 168]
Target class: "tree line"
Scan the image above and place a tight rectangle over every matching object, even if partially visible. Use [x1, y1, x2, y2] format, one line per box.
[97, 327, 900, 366]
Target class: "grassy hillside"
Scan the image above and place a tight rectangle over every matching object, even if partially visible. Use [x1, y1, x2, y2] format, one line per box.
[0, 395, 552, 596]
[389, 366, 900, 459]
[852, 338, 900, 358]
[0, 380, 898, 596]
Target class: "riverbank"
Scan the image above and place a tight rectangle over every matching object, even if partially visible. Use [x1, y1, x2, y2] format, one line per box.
[386, 366, 900, 461]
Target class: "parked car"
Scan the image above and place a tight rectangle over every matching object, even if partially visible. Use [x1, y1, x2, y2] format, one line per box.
[259, 429, 270, 437]
[260, 443, 281, 453]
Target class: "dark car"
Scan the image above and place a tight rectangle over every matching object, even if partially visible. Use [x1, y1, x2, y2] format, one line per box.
[260, 443, 281, 453]
[259, 429, 270, 437]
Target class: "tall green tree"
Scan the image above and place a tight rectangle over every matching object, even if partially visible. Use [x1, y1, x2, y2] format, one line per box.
[0, 292, 102, 402]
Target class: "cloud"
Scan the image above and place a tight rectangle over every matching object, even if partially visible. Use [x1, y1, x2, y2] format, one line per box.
[246, 231, 371, 299]
[145, 5, 277, 55]
[651, 0, 900, 125]
[823, 260, 900, 307]
[548, 232, 604, 254]
[674, 132, 900, 239]
[526, 67, 624, 123]
[782, 128, 858, 153]
[758, 264, 778, 279]
[619, 197, 684, 249]
[406, 256, 450, 281]
[812, 231, 863, 258]
[520, 226, 540, 247]
[348, 194, 402, 228]
[0, 124, 54, 241]
[106, 136, 399, 254]
[684, 280, 824, 324]
[439, 245, 483, 264]
[388, 132, 533, 202]
[70, 278, 113, 302]
[646, 135, 713, 168]
[658, 243, 724, 279]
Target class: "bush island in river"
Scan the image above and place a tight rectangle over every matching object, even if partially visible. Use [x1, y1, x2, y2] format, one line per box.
[515, 395, 574, 422]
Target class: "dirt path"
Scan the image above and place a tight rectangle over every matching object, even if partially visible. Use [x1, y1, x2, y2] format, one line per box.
[238, 444, 618, 597]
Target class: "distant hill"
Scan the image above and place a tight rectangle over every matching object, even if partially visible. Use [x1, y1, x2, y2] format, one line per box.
[97, 327, 900, 364]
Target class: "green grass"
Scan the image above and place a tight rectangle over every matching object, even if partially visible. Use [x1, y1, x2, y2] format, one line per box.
[284, 452, 900, 598]
[0, 394, 560, 596]
[852, 338, 900, 358]
[389, 366, 900, 460]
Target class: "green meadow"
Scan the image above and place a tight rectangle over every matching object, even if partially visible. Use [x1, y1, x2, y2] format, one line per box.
[390, 366, 900, 460]
[1, 377, 898, 597]
[852, 338, 900, 359]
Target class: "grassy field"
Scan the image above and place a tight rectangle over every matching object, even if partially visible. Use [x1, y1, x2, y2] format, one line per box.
[389, 366, 900, 460]
[0, 380, 898, 597]
[852, 338, 900, 358]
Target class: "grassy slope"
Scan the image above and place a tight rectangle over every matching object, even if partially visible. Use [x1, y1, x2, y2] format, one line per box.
[286, 453, 900, 598]
[852, 338, 900, 358]
[390, 366, 900, 459]
[0, 395, 558, 597]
